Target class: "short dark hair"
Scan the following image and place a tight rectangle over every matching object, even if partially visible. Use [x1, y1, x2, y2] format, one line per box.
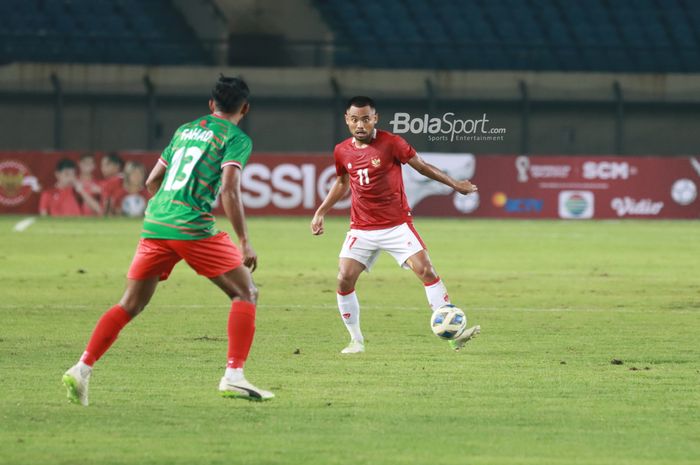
[56, 158, 77, 172]
[211, 74, 250, 113]
[346, 96, 376, 111]
[104, 152, 124, 169]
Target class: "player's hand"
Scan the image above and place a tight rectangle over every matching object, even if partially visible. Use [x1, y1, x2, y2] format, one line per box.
[72, 180, 85, 195]
[310, 214, 325, 235]
[241, 240, 258, 272]
[454, 180, 478, 195]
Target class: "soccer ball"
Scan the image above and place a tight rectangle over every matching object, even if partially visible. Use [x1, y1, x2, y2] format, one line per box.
[430, 304, 467, 340]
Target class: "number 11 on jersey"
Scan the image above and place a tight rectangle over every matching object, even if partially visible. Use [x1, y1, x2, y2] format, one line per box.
[357, 168, 370, 186]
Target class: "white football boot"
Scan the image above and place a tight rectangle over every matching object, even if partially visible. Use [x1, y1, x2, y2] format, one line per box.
[340, 339, 365, 354]
[62, 363, 92, 406]
[449, 325, 481, 351]
[219, 377, 275, 401]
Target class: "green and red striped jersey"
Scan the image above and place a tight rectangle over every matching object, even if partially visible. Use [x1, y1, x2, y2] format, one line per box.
[141, 113, 252, 240]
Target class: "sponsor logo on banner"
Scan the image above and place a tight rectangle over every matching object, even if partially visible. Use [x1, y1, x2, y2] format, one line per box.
[492, 192, 543, 213]
[241, 163, 350, 210]
[558, 191, 594, 219]
[402, 153, 475, 207]
[671, 178, 697, 206]
[515, 156, 571, 182]
[610, 197, 664, 217]
[582, 161, 637, 180]
[453, 191, 479, 214]
[0, 160, 41, 207]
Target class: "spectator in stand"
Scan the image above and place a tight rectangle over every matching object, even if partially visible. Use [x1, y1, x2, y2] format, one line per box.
[77, 153, 103, 216]
[111, 161, 150, 217]
[100, 152, 125, 215]
[39, 159, 101, 217]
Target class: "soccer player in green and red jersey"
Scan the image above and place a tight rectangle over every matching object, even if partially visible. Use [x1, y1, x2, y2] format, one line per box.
[63, 75, 274, 404]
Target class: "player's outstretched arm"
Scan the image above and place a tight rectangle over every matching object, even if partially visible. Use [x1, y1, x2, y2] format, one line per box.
[311, 174, 350, 236]
[221, 165, 257, 271]
[145, 162, 167, 195]
[407, 155, 478, 195]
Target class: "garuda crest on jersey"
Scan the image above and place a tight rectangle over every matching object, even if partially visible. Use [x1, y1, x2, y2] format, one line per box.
[371, 158, 381, 168]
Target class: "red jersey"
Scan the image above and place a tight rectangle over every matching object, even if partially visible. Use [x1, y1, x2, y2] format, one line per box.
[100, 174, 124, 212]
[334, 129, 416, 230]
[111, 186, 150, 217]
[39, 186, 82, 216]
[77, 178, 101, 216]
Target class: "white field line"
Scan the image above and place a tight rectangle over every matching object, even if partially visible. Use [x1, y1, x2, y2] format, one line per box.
[12, 217, 36, 232]
[0, 304, 690, 313]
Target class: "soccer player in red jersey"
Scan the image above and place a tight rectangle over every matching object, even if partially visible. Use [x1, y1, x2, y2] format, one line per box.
[311, 96, 481, 354]
[39, 159, 101, 216]
[110, 161, 150, 217]
[63, 76, 274, 405]
[99, 152, 125, 215]
[77, 153, 103, 216]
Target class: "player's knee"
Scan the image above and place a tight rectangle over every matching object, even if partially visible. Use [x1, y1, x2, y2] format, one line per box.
[119, 299, 147, 317]
[337, 272, 356, 293]
[248, 284, 259, 304]
[232, 284, 257, 304]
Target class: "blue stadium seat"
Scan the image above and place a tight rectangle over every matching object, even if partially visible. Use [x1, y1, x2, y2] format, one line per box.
[0, 0, 208, 65]
[311, 0, 699, 72]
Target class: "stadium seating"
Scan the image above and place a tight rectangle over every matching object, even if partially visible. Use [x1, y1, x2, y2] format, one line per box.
[314, 0, 700, 72]
[0, 0, 207, 65]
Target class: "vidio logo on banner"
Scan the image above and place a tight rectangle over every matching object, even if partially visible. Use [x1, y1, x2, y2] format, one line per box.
[401, 153, 478, 213]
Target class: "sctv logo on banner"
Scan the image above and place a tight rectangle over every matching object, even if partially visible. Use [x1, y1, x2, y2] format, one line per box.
[558, 191, 594, 219]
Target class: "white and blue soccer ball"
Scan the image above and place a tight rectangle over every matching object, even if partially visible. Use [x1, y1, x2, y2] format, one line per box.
[430, 304, 467, 340]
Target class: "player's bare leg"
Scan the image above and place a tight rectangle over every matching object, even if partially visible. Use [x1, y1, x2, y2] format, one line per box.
[405, 251, 480, 350]
[210, 266, 274, 401]
[63, 277, 159, 406]
[406, 250, 450, 311]
[337, 258, 366, 354]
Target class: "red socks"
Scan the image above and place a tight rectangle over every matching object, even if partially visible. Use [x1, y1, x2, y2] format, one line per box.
[227, 301, 256, 369]
[78, 302, 255, 370]
[80, 305, 132, 367]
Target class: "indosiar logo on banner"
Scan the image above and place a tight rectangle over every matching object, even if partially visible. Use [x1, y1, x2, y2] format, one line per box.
[558, 191, 594, 219]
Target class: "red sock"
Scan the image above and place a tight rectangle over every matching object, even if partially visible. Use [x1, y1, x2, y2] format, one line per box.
[79, 305, 132, 367]
[227, 301, 256, 369]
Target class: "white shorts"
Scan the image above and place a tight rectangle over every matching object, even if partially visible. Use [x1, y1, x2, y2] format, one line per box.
[339, 223, 426, 272]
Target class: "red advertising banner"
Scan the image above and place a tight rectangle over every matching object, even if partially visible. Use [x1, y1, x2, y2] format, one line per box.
[1, 151, 699, 219]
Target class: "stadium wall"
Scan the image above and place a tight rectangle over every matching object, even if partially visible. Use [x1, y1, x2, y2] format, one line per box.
[1, 64, 699, 155]
[2, 151, 698, 219]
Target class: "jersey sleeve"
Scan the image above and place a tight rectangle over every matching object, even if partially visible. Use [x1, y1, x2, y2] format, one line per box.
[334, 146, 347, 176]
[222, 133, 252, 170]
[392, 135, 417, 164]
[158, 136, 176, 167]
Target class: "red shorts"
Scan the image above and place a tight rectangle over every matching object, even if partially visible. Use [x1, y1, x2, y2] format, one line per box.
[127, 232, 242, 281]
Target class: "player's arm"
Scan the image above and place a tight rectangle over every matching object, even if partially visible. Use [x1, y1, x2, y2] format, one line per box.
[220, 165, 257, 271]
[145, 161, 167, 195]
[311, 173, 350, 236]
[73, 181, 103, 215]
[407, 155, 478, 195]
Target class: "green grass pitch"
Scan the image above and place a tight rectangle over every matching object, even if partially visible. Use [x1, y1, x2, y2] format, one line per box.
[1, 216, 699, 465]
